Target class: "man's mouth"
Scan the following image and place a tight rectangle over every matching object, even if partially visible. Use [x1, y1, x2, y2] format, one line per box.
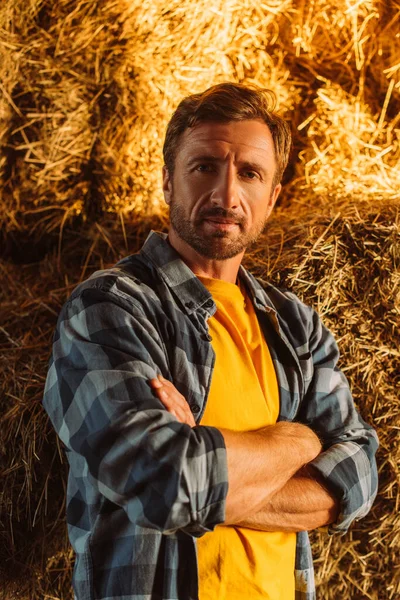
[205, 217, 237, 224]
[203, 218, 239, 231]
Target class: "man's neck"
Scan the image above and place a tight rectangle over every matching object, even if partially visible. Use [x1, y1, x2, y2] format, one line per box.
[167, 230, 243, 284]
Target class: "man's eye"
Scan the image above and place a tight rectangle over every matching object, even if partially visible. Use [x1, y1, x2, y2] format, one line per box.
[243, 171, 258, 179]
[196, 164, 213, 172]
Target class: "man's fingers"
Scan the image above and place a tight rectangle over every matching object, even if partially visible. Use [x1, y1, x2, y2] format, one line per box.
[156, 387, 171, 404]
[150, 378, 196, 427]
[158, 388, 170, 400]
[151, 376, 177, 394]
[157, 392, 194, 426]
[152, 379, 185, 406]
[157, 376, 183, 395]
[159, 380, 176, 393]
[149, 378, 162, 389]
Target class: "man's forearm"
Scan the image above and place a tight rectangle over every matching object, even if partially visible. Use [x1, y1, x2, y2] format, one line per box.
[228, 467, 340, 533]
[221, 423, 322, 523]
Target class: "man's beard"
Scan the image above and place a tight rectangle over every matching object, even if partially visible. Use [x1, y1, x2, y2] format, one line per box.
[169, 199, 269, 260]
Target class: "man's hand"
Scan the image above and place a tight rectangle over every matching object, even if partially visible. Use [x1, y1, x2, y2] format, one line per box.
[150, 375, 196, 427]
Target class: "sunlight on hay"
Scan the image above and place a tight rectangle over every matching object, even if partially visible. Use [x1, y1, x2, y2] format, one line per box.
[1, 0, 399, 232]
[371, 2, 400, 95]
[292, 0, 379, 68]
[299, 81, 400, 201]
[114, 0, 299, 214]
[0, 0, 103, 235]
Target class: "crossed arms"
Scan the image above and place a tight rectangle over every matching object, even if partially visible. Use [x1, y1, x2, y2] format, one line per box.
[44, 286, 379, 537]
[150, 375, 339, 533]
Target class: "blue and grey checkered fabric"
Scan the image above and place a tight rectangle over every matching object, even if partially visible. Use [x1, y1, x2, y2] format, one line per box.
[43, 230, 378, 600]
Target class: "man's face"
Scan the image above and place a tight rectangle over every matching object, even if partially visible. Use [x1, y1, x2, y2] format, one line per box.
[162, 119, 281, 260]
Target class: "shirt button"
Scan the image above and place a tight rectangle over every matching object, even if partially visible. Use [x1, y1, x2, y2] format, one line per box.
[201, 333, 212, 342]
[189, 402, 200, 413]
[204, 299, 213, 309]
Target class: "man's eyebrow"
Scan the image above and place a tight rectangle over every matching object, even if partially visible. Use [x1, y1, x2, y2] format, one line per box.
[186, 155, 267, 174]
[187, 155, 220, 165]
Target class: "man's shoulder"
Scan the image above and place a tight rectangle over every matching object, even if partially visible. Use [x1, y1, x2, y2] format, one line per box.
[66, 253, 160, 310]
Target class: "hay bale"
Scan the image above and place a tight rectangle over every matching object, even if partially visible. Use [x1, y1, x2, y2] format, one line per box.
[0, 257, 74, 598]
[2, 0, 398, 241]
[0, 0, 138, 256]
[288, 0, 380, 67]
[0, 0, 303, 253]
[280, 0, 400, 206]
[368, 1, 400, 104]
[297, 81, 400, 203]
[0, 22, 18, 189]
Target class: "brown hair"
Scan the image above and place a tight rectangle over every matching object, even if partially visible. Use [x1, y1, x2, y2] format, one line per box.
[163, 82, 292, 189]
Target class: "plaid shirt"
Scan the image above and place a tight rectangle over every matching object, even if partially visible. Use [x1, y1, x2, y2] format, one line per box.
[43, 231, 378, 600]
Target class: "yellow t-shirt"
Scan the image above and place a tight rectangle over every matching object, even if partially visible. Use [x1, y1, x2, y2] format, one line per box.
[196, 276, 296, 600]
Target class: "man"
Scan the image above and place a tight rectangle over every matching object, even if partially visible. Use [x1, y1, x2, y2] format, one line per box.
[43, 82, 378, 600]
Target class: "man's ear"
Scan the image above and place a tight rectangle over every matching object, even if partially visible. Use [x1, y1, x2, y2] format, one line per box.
[270, 183, 282, 209]
[265, 183, 281, 221]
[162, 165, 172, 206]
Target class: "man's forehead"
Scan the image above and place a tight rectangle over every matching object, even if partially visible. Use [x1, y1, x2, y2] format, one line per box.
[179, 120, 275, 155]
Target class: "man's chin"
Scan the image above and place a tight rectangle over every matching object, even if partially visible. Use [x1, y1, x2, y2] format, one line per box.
[191, 236, 246, 260]
[169, 219, 247, 259]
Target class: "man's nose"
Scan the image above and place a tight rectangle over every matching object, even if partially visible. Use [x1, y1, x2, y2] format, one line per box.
[210, 167, 240, 210]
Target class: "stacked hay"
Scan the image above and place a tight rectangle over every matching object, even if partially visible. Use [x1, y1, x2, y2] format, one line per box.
[0, 0, 399, 598]
[299, 81, 400, 202]
[0, 0, 137, 257]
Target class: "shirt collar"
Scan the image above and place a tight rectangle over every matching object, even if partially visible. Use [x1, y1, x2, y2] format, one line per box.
[139, 230, 276, 316]
[139, 231, 214, 315]
[238, 266, 277, 314]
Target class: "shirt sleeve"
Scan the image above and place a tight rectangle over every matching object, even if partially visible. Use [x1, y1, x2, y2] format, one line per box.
[43, 286, 228, 536]
[294, 300, 379, 535]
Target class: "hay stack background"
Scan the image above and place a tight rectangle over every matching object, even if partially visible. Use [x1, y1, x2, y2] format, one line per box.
[0, 0, 399, 598]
